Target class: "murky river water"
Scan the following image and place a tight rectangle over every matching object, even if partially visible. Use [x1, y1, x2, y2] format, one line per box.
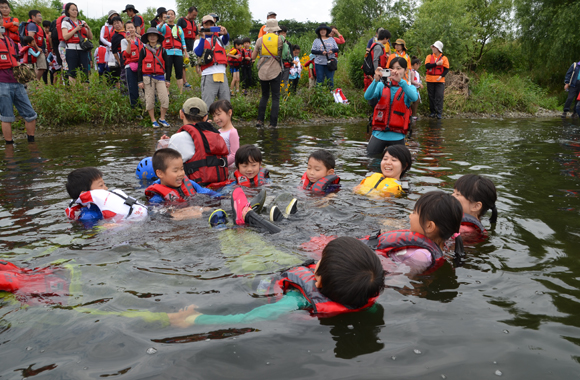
[1, 118, 579, 379]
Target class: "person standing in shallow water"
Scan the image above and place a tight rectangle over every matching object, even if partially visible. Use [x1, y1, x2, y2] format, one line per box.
[424, 40, 449, 119]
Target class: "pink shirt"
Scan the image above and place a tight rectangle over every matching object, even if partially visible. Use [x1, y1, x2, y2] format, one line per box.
[389, 248, 433, 273]
[219, 127, 240, 166]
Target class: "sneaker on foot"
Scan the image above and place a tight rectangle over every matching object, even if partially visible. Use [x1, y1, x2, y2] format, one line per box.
[429, 113, 436, 118]
[561, 112, 567, 119]
[158, 119, 171, 127]
[231, 187, 250, 225]
[270, 205, 284, 222]
[285, 198, 298, 215]
[255, 120, 264, 128]
[249, 189, 267, 213]
[184, 83, 191, 88]
[209, 209, 228, 228]
[437, 114, 442, 119]
[152, 121, 160, 128]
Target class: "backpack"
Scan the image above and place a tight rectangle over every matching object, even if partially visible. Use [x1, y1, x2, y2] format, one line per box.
[362, 44, 378, 76]
[18, 21, 31, 41]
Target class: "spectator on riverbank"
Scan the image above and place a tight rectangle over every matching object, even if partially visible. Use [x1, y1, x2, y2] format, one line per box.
[61, 3, 93, 81]
[0, 26, 37, 144]
[157, 9, 188, 94]
[330, 26, 345, 45]
[150, 7, 166, 28]
[364, 29, 390, 93]
[424, 40, 449, 119]
[563, 60, 580, 118]
[122, 21, 142, 110]
[177, 6, 198, 89]
[258, 11, 276, 39]
[122, 5, 143, 36]
[109, 16, 126, 84]
[26, 10, 48, 81]
[311, 24, 338, 89]
[99, 10, 118, 60]
[0, 0, 20, 44]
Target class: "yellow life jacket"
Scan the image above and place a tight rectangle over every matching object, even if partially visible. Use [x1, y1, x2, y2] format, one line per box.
[354, 172, 403, 197]
[261, 33, 279, 57]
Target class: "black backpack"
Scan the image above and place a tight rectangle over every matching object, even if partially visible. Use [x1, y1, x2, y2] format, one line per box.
[362, 43, 380, 76]
[18, 21, 31, 41]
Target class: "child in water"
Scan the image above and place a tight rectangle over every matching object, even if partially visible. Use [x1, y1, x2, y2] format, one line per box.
[232, 144, 270, 187]
[210, 100, 239, 169]
[65, 167, 148, 226]
[354, 145, 412, 197]
[167, 237, 386, 326]
[300, 150, 341, 194]
[452, 174, 498, 244]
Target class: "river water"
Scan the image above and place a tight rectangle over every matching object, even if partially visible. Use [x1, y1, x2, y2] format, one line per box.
[1, 118, 579, 379]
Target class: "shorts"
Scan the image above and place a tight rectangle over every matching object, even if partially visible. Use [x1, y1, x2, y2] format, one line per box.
[230, 67, 239, 73]
[143, 76, 169, 110]
[0, 82, 38, 123]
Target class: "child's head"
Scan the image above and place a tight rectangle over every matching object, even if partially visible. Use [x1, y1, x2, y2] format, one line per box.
[410, 191, 462, 246]
[233, 38, 242, 49]
[411, 56, 421, 69]
[292, 45, 300, 57]
[453, 174, 497, 223]
[153, 148, 185, 188]
[278, 25, 287, 37]
[66, 167, 107, 200]
[235, 144, 262, 178]
[21, 36, 34, 46]
[306, 150, 335, 184]
[42, 20, 50, 33]
[209, 99, 233, 128]
[180, 97, 208, 124]
[242, 37, 250, 47]
[381, 145, 412, 180]
[315, 237, 385, 308]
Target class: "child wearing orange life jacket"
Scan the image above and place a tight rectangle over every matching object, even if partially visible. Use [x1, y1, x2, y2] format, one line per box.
[232, 144, 270, 188]
[300, 149, 340, 194]
[166, 237, 386, 326]
[94, 41, 109, 76]
[364, 191, 464, 275]
[227, 38, 243, 95]
[19, 36, 40, 69]
[137, 27, 170, 128]
[210, 99, 239, 169]
[452, 174, 498, 245]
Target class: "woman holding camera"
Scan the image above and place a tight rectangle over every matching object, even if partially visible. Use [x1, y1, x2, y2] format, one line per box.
[156, 9, 188, 94]
[364, 57, 418, 157]
[61, 2, 93, 81]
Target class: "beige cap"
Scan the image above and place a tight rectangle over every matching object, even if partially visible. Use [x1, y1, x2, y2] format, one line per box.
[202, 15, 215, 24]
[264, 19, 281, 33]
[182, 97, 208, 117]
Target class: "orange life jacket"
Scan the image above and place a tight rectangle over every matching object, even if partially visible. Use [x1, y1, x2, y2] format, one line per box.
[300, 172, 341, 194]
[199, 34, 227, 71]
[371, 83, 411, 134]
[3, 16, 19, 43]
[426, 54, 445, 76]
[144, 179, 197, 202]
[234, 168, 269, 187]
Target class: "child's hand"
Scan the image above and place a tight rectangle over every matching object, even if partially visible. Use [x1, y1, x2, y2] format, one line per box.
[171, 206, 205, 220]
[168, 304, 202, 327]
[165, 81, 170, 88]
[138, 82, 144, 89]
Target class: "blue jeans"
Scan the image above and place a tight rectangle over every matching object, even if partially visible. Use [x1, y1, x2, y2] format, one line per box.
[0, 82, 37, 123]
[315, 63, 335, 89]
[125, 67, 140, 108]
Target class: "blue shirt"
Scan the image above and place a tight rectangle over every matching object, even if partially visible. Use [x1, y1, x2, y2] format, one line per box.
[147, 178, 222, 204]
[364, 79, 418, 141]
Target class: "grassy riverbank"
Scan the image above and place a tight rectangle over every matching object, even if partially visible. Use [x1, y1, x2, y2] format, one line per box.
[23, 64, 561, 130]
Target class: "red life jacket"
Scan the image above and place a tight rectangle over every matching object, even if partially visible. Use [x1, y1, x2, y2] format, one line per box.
[144, 179, 197, 202]
[200, 34, 227, 71]
[234, 168, 269, 187]
[372, 84, 411, 134]
[103, 24, 114, 42]
[3, 16, 19, 43]
[227, 48, 242, 68]
[364, 229, 445, 274]
[0, 36, 19, 69]
[141, 45, 165, 75]
[132, 15, 144, 30]
[369, 42, 388, 68]
[241, 48, 252, 66]
[19, 45, 37, 64]
[300, 172, 341, 194]
[26, 20, 45, 48]
[96, 45, 107, 64]
[65, 18, 87, 44]
[459, 213, 487, 244]
[123, 39, 143, 64]
[0, 260, 69, 305]
[277, 264, 378, 316]
[177, 122, 229, 187]
[426, 54, 445, 76]
[56, 15, 66, 41]
[162, 25, 182, 50]
[180, 17, 197, 40]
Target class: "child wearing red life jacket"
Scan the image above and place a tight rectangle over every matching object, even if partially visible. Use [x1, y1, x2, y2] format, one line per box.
[145, 148, 221, 217]
[94, 41, 109, 77]
[19, 36, 40, 69]
[165, 237, 386, 326]
[227, 38, 243, 95]
[452, 174, 498, 245]
[240, 37, 253, 93]
[233, 144, 269, 188]
[65, 167, 148, 227]
[210, 99, 239, 168]
[300, 149, 341, 195]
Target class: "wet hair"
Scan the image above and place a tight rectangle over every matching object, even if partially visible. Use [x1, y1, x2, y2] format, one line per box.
[21, 35, 34, 45]
[66, 167, 103, 200]
[388, 56, 408, 70]
[454, 174, 498, 223]
[28, 9, 40, 18]
[153, 148, 182, 173]
[42, 20, 51, 28]
[64, 3, 77, 17]
[233, 38, 243, 47]
[242, 37, 251, 44]
[411, 56, 421, 66]
[414, 191, 464, 257]
[111, 16, 123, 25]
[377, 29, 390, 41]
[308, 149, 335, 170]
[188, 6, 197, 13]
[382, 145, 412, 178]
[209, 99, 233, 116]
[316, 237, 385, 309]
[279, 25, 287, 33]
[235, 144, 262, 167]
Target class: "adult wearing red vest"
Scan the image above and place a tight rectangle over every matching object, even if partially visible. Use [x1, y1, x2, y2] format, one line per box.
[193, 15, 230, 108]
[99, 10, 118, 65]
[177, 6, 197, 89]
[156, 9, 188, 94]
[61, 3, 93, 81]
[424, 40, 449, 119]
[123, 21, 142, 109]
[0, 0, 19, 44]
[0, 27, 37, 144]
[26, 10, 47, 81]
[122, 5, 143, 36]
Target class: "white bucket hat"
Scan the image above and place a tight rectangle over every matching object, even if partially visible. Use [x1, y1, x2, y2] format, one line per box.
[431, 41, 444, 53]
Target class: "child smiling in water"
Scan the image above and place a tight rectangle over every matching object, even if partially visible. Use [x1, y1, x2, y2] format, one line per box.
[354, 145, 412, 197]
[210, 100, 239, 169]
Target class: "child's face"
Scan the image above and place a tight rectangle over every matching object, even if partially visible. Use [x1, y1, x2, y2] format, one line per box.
[235, 44, 242, 50]
[243, 42, 250, 48]
[409, 209, 422, 234]
[212, 108, 232, 128]
[90, 177, 108, 191]
[292, 49, 300, 57]
[313, 257, 323, 288]
[157, 157, 185, 188]
[380, 151, 404, 180]
[306, 157, 334, 184]
[452, 189, 481, 218]
[238, 158, 261, 179]
[412, 62, 420, 70]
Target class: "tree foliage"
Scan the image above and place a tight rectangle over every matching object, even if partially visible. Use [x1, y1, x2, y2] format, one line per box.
[175, 0, 251, 38]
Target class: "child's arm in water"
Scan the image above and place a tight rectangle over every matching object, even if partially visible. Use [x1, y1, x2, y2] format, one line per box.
[168, 291, 310, 327]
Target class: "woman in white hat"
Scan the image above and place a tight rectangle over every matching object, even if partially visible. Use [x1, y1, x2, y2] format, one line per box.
[424, 41, 449, 119]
